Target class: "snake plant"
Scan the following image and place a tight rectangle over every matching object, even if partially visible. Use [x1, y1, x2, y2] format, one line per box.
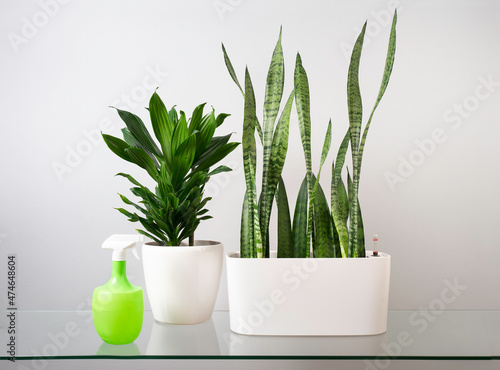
[224, 10, 397, 258]
[102, 91, 239, 246]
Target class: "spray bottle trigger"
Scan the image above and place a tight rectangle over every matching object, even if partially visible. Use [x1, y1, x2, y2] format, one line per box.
[131, 244, 140, 260]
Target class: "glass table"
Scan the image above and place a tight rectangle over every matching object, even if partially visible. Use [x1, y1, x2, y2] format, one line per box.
[1, 310, 500, 360]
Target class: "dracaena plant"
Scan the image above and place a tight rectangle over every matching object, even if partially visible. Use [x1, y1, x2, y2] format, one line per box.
[223, 10, 397, 258]
[102, 91, 239, 246]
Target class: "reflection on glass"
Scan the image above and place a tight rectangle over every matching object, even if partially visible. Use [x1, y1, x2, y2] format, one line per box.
[96, 342, 141, 356]
[146, 319, 220, 355]
[229, 331, 387, 356]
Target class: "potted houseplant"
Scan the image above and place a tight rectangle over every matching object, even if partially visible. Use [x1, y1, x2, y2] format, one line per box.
[102, 90, 238, 324]
[222, 11, 397, 335]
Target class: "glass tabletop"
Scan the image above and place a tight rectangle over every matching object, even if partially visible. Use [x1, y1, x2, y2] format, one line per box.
[2, 310, 500, 360]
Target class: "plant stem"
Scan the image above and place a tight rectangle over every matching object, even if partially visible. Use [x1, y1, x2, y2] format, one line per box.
[189, 234, 194, 246]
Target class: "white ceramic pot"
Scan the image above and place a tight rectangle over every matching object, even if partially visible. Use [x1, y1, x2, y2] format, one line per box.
[142, 240, 223, 324]
[226, 250, 390, 336]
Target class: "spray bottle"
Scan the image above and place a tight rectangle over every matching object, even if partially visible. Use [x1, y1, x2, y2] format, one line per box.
[92, 234, 144, 345]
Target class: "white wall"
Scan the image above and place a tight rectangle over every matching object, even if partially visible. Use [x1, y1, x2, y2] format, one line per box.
[1, 0, 499, 315]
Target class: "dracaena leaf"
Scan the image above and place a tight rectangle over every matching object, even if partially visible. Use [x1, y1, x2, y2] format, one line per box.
[102, 134, 132, 162]
[113, 107, 162, 158]
[149, 91, 173, 165]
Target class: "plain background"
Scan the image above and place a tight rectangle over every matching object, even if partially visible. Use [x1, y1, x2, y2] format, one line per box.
[1, 0, 500, 368]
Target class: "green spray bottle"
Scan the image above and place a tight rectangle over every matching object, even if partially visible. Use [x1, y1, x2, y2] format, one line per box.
[92, 234, 144, 345]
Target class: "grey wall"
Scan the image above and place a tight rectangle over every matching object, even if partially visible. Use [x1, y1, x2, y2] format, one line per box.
[1, 0, 499, 318]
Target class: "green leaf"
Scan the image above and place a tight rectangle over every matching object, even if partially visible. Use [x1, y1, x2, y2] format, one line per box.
[215, 112, 231, 127]
[347, 23, 366, 155]
[195, 110, 217, 159]
[330, 130, 350, 258]
[347, 21, 367, 258]
[294, 53, 313, 255]
[115, 172, 143, 187]
[312, 180, 334, 258]
[222, 43, 244, 96]
[172, 110, 188, 155]
[277, 177, 293, 258]
[125, 147, 159, 181]
[358, 10, 397, 169]
[261, 89, 294, 254]
[294, 53, 313, 187]
[113, 107, 162, 158]
[168, 106, 178, 123]
[292, 175, 309, 258]
[172, 135, 197, 188]
[195, 142, 239, 173]
[242, 67, 263, 258]
[357, 205, 365, 258]
[241, 197, 253, 258]
[102, 134, 132, 163]
[149, 91, 173, 165]
[259, 28, 285, 255]
[193, 133, 233, 168]
[118, 193, 147, 215]
[207, 165, 232, 177]
[189, 103, 207, 135]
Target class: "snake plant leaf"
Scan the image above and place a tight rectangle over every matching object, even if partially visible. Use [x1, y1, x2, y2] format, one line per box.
[149, 91, 173, 165]
[292, 175, 309, 258]
[330, 130, 350, 258]
[347, 21, 367, 257]
[125, 147, 159, 181]
[240, 192, 254, 258]
[222, 42, 244, 96]
[310, 120, 332, 212]
[308, 120, 332, 257]
[260, 89, 294, 252]
[267, 89, 294, 191]
[347, 22, 366, 155]
[358, 10, 397, 170]
[357, 205, 365, 258]
[277, 177, 293, 258]
[260, 27, 285, 253]
[113, 107, 162, 159]
[102, 134, 132, 163]
[242, 67, 263, 258]
[320, 120, 332, 166]
[336, 176, 349, 224]
[221, 43, 264, 143]
[294, 53, 313, 255]
[172, 135, 197, 188]
[294, 53, 313, 190]
[312, 179, 335, 258]
[346, 168, 366, 257]
[215, 112, 231, 127]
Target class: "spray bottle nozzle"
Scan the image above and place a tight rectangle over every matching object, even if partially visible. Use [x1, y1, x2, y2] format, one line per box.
[102, 234, 144, 261]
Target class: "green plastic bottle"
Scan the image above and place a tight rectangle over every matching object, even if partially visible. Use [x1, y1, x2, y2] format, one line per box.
[92, 235, 144, 345]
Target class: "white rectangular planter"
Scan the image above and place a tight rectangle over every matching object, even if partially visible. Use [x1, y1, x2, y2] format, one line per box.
[226, 251, 390, 336]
